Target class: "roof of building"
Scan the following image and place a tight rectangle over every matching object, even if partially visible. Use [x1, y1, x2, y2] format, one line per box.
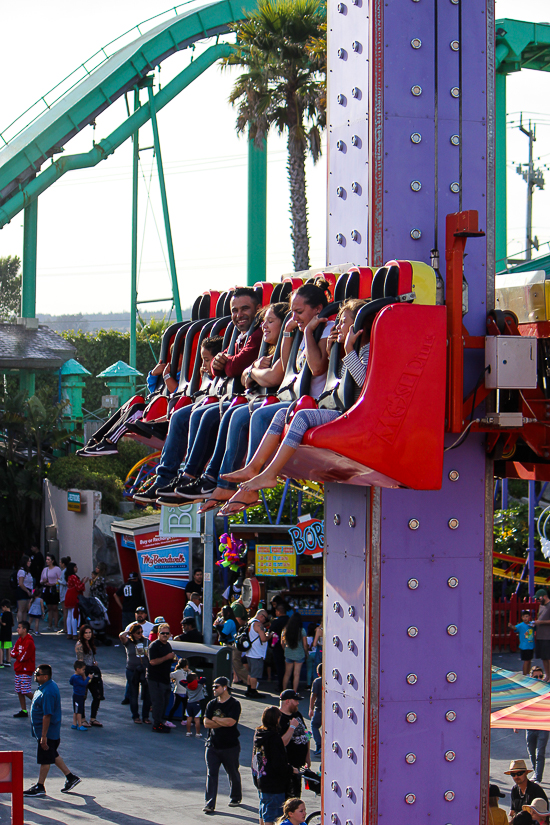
[96, 360, 143, 378]
[59, 358, 91, 376]
[0, 323, 75, 370]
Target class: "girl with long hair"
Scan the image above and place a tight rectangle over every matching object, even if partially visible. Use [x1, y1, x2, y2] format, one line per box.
[253, 705, 298, 825]
[75, 624, 104, 727]
[281, 613, 308, 693]
[275, 798, 307, 825]
[40, 553, 61, 630]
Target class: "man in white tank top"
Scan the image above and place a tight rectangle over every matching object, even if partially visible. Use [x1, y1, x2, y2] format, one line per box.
[246, 610, 269, 699]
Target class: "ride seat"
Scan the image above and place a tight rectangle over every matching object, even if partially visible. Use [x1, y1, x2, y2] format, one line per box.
[281, 303, 447, 490]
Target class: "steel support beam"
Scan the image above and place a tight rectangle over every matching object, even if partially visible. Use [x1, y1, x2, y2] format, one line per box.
[21, 199, 38, 318]
[130, 89, 140, 375]
[147, 82, 182, 322]
[496, 72, 507, 271]
[247, 134, 267, 285]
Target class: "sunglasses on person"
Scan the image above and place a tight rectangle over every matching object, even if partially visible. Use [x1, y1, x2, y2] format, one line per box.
[510, 771, 526, 777]
[133, 629, 143, 634]
[159, 631, 170, 636]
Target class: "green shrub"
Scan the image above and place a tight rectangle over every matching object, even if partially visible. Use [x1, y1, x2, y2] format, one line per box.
[48, 440, 154, 515]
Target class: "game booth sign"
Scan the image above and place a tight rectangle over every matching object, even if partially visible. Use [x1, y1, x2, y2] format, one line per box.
[111, 511, 200, 631]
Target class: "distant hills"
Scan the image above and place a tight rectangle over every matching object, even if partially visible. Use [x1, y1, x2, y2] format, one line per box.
[38, 310, 192, 334]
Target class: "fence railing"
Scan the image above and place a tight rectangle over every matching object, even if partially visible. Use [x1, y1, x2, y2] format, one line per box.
[493, 594, 538, 652]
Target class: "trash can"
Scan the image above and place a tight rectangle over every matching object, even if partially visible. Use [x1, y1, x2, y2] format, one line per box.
[171, 641, 232, 700]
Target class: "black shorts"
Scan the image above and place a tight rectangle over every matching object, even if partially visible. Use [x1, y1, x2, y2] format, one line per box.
[37, 738, 60, 765]
[536, 639, 550, 661]
[43, 586, 59, 606]
[73, 695, 85, 716]
[521, 648, 535, 661]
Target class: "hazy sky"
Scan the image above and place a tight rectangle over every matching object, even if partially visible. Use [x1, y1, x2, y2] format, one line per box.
[0, 0, 548, 317]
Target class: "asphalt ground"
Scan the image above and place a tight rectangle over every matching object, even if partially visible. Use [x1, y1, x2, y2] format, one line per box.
[0, 621, 542, 824]
[0, 621, 321, 825]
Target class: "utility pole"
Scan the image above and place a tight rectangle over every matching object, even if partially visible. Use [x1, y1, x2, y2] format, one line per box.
[517, 116, 545, 261]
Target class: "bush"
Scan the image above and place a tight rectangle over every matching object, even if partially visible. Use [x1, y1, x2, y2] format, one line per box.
[48, 440, 153, 515]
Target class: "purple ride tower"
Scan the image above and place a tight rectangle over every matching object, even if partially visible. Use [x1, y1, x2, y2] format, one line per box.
[322, 0, 494, 823]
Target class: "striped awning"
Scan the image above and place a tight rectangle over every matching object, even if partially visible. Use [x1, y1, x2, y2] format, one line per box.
[491, 691, 550, 731]
[491, 666, 550, 712]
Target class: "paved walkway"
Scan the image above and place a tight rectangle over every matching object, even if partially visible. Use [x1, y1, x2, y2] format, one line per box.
[0, 623, 321, 824]
[0, 624, 543, 823]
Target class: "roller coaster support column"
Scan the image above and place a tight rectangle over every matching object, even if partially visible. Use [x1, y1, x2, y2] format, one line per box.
[19, 198, 38, 395]
[147, 79, 182, 323]
[247, 133, 267, 285]
[130, 89, 140, 377]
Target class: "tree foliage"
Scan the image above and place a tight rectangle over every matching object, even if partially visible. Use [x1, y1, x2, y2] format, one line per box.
[224, 0, 326, 271]
[0, 256, 22, 321]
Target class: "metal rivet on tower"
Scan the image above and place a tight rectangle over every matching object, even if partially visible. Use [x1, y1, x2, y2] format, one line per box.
[446, 671, 458, 683]
[351, 134, 360, 146]
[410, 180, 422, 191]
[352, 40, 361, 52]
[445, 750, 456, 762]
[411, 85, 422, 96]
[346, 787, 353, 798]
[410, 38, 422, 48]
[446, 710, 457, 722]
[338, 48, 347, 59]
[450, 40, 459, 50]
[333, 635, 341, 647]
[347, 747, 355, 758]
[336, 141, 345, 152]
[347, 639, 355, 651]
[331, 815, 339, 825]
[332, 668, 340, 680]
[405, 794, 416, 805]
[407, 626, 419, 638]
[448, 518, 459, 530]
[331, 780, 339, 792]
[346, 673, 354, 684]
[406, 711, 417, 723]
[351, 87, 361, 98]
[348, 605, 356, 617]
[410, 132, 422, 143]
[351, 230, 360, 242]
[410, 228, 422, 240]
[450, 86, 460, 97]
[406, 673, 418, 685]
[337, 2, 346, 11]
[349, 515, 356, 527]
[448, 470, 459, 481]
[347, 707, 355, 719]
[336, 233, 344, 245]
[450, 134, 460, 145]
[351, 181, 360, 193]
[408, 578, 419, 590]
[405, 752, 417, 764]
[337, 94, 347, 105]
[332, 702, 340, 713]
[334, 513, 341, 524]
[332, 741, 340, 752]
[447, 576, 459, 588]
[444, 790, 455, 801]
[450, 181, 460, 193]
[408, 518, 420, 530]
[447, 625, 458, 636]
[337, 186, 345, 198]
[333, 601, 341, 613]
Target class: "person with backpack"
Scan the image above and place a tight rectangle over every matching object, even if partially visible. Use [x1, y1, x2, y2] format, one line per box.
[252, 705, 299, 825]
[245, 610, 269, 698]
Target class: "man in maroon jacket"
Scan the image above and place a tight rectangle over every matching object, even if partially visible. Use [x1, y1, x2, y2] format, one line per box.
[139, 288, 262, 504]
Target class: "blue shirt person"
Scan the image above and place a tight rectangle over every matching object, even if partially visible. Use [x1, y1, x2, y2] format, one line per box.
[509, 610, 536, 676]
[22, 665, 81, 798]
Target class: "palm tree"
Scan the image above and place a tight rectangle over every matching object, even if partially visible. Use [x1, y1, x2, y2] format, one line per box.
[224, 0, 326, 272]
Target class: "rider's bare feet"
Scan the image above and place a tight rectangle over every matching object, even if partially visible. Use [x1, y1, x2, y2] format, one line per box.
[220, 465, 260, 483]
[240, 470, 279, 492]
[218, 489, 261, 515]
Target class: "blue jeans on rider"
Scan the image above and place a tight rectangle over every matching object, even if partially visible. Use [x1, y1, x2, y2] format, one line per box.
[182, 402, 229, 479]
[155, 404, 194, 484]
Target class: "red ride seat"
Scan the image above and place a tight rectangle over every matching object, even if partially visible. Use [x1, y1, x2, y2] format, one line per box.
[280, 303, 447, 490]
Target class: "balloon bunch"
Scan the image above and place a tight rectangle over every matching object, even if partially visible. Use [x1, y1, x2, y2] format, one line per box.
[216, 533, 247, 572]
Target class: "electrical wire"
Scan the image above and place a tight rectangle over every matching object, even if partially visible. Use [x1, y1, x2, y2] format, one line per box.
[444, 419, 480, 452]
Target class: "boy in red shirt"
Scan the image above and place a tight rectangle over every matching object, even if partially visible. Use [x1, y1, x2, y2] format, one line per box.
[11, 620, 36, 718]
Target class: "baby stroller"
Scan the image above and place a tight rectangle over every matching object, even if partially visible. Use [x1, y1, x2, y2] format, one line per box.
[77, 594, 111, 645]
[300, 768, 321, 825]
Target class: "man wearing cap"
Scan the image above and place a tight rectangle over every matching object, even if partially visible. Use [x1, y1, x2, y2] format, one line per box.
[114, 572, 145, 631]
[535, 589, 550, 682]
[506, 759, 548, 818]
[203, 676, 242, 813]
[174, 617, 204, 644]
[523, 798, 550, 823]
[488, 784, 507, 825]
[124, 606, 154, 638]
[278, 689, 311, 799]
[183, 591, 203, 633]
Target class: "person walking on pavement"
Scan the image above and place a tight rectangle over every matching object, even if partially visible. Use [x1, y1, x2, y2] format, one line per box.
[203, 676, 242, 813]
[247, 609, 269, 698]
[526, 666, 549, 783]
[278, 690, 311, 800]
[120, 623, 151, 724]
[11, 620, 36, 718]
[252, 705, 299, 825]
[147, 623, 175, 732]
[308, 664, 322, 757]
[506, 758, 548, 818]
[23, 663, 81, 797]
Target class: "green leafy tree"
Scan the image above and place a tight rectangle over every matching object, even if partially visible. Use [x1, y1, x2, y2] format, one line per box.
[224, 0, 326, 271]
[0, 255, 22, 321]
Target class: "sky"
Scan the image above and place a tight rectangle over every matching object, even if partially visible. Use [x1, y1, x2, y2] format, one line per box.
[0, 0, 548, 317]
